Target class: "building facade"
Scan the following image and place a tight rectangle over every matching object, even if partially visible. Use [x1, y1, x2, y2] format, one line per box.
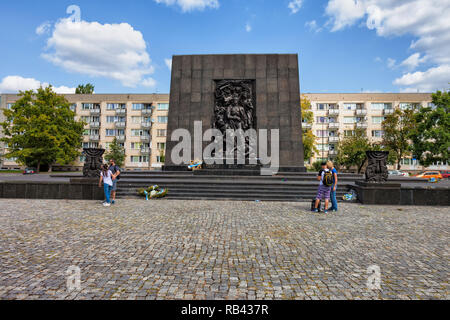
[0, 92, 447, 172]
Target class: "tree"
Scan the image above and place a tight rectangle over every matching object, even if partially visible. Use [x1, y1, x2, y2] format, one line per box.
[0, 86, 85, 172]
[382, 107, 416, 169]
[335, 129, 371, 173]
[104, 138, 125, 168]
[409, 90, 450, 167]
[301, 95, 318, 162]
[75, 83, 95, 94]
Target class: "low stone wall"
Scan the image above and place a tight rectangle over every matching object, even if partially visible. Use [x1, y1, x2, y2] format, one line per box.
[352, 181, 449, 206]
[0, 179, 103, 200]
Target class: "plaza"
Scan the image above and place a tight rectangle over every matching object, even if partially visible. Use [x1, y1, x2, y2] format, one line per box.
[1, 199, 448, 300]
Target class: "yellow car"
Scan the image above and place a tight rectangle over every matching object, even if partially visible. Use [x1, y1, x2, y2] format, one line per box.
[415, 171, 443, 181]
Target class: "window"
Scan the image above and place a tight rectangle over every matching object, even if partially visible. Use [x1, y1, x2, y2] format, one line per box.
[106, 129, 116, 137]
[157, 143, 166, 150]
[82, 103, 94, 110]
[131, 116, 142, 124]
[157, 129, 167, 137]
[7, 103, 14, 109]
[317, 103, 326, 110]
[130, 156, 149, 163]
[316, 116, 329, 123]
[344, 130, 355, 137]
[158, 116, 168, 123]
[372, 116, 385, 124]
[371, 103, 391, 110]
[107, 103, 118, 110]
[158, 103, 169, 111]
[399, 102, 420, 110]
[372, 130, 384, 138]
[344, 103, 357, 110]
[316, 130, 328, 137]
[80, 156, 86, 162]
[132, 103, 143, 110]
[343, 117, 356, 124]
[70, 104, 77, 111]
[157, 156, 164, 163]
[131, 129, 150, 137]
[317, 144, 329, 151]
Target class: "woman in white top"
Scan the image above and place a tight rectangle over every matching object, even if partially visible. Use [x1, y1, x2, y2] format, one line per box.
[98, 164, 113, 207]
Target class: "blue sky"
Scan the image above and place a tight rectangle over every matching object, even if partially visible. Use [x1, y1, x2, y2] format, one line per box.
[0, 0, 448, 94]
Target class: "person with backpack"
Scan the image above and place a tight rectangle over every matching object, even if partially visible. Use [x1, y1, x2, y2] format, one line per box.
[108, 159, 121, 205]
[312, 162, 333, 214]
[98, 164, 113, 207]
[327, 160, 339, 212]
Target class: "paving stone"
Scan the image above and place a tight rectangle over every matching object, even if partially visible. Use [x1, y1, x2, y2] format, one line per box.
[0, 199, 448, 300]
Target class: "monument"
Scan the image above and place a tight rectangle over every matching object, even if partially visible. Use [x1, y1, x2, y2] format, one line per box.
[82, 148, 105, 178]
[164, 54, 306, 172]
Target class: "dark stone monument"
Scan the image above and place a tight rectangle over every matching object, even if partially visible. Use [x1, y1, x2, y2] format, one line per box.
[82, 148, 105, 177]
[164, 54, 306, 172]
[365, 151, 389, 183]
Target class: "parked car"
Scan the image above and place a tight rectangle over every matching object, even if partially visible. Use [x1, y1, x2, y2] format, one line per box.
[415, 171, 443, 180]
[440, 170, 450, 179]
[23, 167, 37, 175]
[388, 170, 408, 176]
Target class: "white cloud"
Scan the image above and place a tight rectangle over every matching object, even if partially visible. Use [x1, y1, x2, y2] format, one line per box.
[245, 23, 252, 32]
[141, 78, 157, 88]
[41, 18, 154, 88]
[324, 0, 450, 92]
[394, 65, 450, 92]
[0, 75, 75, 94]
[387, 58, 396, 69]
[288, 0, 304, 14]
[374, 57, 382, 63]
[36, 21, 51, 35]
[165, 58, 172, 71]
[154, 0, 219, 12]
[305, 20, 322, 33]
[400, 53, 427, 70]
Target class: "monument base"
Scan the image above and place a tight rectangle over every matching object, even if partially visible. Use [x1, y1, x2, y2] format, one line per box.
[353, 181, 449, 206]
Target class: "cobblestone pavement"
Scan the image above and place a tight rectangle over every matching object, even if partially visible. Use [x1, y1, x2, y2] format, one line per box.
[0, 199, 448, 300]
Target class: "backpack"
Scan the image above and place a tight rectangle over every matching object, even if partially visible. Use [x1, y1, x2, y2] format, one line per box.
[323, 171, 333, 187]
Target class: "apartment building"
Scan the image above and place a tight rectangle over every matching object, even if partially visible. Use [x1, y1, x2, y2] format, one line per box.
[0, 92, 447, 172]
[0, 94, 170, 170]
[302, 93, 448, 172]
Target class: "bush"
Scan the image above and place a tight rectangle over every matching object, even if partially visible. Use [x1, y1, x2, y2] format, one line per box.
[312, 161, 323, 172]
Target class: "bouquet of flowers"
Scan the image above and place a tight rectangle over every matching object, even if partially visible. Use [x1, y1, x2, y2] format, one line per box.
[137, 185, 168, 200]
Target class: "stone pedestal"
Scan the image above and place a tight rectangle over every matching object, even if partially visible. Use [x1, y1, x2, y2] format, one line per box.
[354, 181, 402, 205]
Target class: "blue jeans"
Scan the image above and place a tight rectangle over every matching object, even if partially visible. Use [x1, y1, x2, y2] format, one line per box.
[104, 184, 112, 204]
[330, 185, 338, 210]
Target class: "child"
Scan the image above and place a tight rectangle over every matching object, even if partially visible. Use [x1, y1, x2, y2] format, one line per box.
[312, 162, 332, 214]
[98, 164, 113, 207]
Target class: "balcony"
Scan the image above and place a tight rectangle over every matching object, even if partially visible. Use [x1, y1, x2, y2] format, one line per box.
[89, 122, 100, 128]
[302, 123, 312, 129]
[356, 122, 368, 128]
[356, 109, 367, 115]
[115, 135, 126, 142]
[141, 109, 153, 115]
[114, 121, 127, 129]
[141, 122, 152, 129]
[328, 123, 339, 129]
[384, 109, 394, 115]
[115, 109, 127, 115]
[328, 136, 339, 143]
[140, 136, 151, 142]
[140, 148, 151, 155]
[329, 150, 338, 156]
[328, 109, 339, 116]
[90, 109, 101, 116]
[89, 135, 100, 141]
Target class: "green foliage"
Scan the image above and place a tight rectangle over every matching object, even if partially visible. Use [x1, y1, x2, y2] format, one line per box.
[382, 107, 416, 169]
[0, 86, 85, 172]
[335, 129, 371, 173]
[104, 138, 125, 168]
[75, 83, 95, 94]
[159, 149, 166, 163]
[409, 90, 450, 166]
[312, 160, 323, 172]
[301, 95, 318, 162]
